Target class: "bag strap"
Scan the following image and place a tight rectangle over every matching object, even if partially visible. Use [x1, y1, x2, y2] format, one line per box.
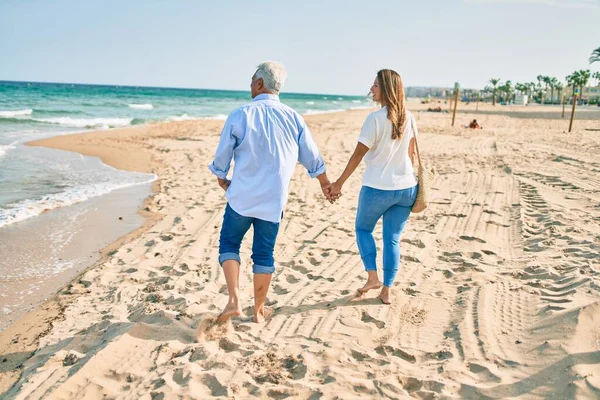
[409, 113, 423, 167]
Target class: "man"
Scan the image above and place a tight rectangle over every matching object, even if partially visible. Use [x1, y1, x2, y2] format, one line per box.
[209, 61, 333, 324]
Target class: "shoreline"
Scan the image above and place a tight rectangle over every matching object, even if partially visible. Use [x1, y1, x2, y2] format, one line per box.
[0, 124, 164, 393]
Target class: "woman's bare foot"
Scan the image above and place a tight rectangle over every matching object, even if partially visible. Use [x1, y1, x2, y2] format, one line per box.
[217, 301, 242, 324]
[253, 306, 273, 323]
[358, 279, 383, 294]
[377, 286, 392, 305]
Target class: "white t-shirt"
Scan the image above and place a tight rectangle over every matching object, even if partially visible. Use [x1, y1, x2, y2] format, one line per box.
[358, 107, 418, 190]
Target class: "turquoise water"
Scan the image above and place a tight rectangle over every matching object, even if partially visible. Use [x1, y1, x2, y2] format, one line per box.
[0, 81, 369, 227]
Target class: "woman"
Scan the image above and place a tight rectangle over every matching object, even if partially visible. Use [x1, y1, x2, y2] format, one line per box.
[331, 69, 418, 305]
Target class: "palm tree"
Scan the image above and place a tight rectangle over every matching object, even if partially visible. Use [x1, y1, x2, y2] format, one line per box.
[527, 82, 537, 100]
[548, 77, 558, 104]
[590, 47, 600, 64]
[554, 81, 565, 104]
[500, 81, 513, 104]
[489, 78, 501, 106]
[515, 83, 528, 101]
[537, 75, 548, 104]
[566, 71, 579, 98]
[481, 86, 493, 103]
[593, 71, 600, 86]
[593, 71, 600, 87]
[579, 69, 591, 104]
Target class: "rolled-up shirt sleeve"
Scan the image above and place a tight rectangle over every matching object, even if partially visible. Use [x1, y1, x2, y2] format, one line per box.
[297, 119, 326, 178]
[209, 113, 238, 179]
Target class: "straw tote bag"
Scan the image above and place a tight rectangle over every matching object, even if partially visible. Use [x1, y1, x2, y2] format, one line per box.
[409, 114, 435, 213]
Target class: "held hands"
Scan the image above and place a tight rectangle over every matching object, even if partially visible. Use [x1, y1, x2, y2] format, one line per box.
[329, 180, 343, 202]
[217, 177, 231, 191]
[317, 173, 340, 204]
[319, 179, 343, 204]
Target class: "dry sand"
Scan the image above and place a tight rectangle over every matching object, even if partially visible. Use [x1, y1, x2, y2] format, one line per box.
[1, 103, 599, 399]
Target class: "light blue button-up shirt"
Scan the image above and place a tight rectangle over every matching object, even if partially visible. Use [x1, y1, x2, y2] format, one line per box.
[209, 93, 326, 223]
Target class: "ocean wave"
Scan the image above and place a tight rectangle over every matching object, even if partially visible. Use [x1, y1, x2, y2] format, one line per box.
[165, 114, 197, 122]
[352, 100, 362, 103]
[304, 109, 346, 115]
[33, 117, 133, 128]
[306, 101, 315, 105]
[0, 109, 33, 118]
[128, 103, 153, 110]
[165, 114, 227, 122]
[0, 144, 16, 158]
[0, 174, 157, 228]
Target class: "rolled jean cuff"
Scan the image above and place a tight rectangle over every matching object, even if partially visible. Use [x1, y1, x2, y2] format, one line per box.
[219, 252, 241, 265]
[253, 264, 275, 274]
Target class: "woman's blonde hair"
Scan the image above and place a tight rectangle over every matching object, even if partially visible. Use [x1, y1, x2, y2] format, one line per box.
[377, 69, 407, 140]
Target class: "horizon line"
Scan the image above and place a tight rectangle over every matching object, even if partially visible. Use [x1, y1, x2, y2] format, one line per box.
[0, 79, 469, 96]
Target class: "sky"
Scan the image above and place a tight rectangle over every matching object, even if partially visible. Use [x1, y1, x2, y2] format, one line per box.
[0, 0, 598, 95]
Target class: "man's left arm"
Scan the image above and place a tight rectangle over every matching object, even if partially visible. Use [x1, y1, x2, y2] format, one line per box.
[209, 113, 237, 191]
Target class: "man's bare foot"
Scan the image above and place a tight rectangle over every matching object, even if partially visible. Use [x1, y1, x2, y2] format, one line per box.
[377, 287, 391, 305]
[253, 307, 273, 323]
[358, 280, 383, 294]
[217, 302, 242, 324]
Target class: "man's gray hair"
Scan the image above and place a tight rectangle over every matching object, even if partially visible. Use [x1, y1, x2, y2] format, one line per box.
[255, 61, 287, 94]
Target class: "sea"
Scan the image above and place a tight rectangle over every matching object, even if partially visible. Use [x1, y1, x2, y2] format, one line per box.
[0, 80, 369, 329]
[0, 81, 369, 228]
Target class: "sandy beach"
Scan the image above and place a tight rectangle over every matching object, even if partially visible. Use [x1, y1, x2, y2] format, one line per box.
[1, 103, 599, 399]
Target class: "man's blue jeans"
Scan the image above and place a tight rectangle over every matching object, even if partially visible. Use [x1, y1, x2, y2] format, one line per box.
[219, 204, 280, 274]
[355, 185, 417, 287]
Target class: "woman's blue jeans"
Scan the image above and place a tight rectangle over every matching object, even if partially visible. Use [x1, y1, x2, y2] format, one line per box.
[355, 185, 418, 287]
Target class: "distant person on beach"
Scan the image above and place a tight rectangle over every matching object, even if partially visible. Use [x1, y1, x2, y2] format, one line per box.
[427, 106, 444, 112]
[209, 61, 334, 323]
[468, 119, 482, 129]
[329, 69, 418, 305]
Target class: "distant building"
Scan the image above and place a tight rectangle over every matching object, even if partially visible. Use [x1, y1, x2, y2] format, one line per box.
[514, 94, 528, 105]
[543, 85, 600, 103]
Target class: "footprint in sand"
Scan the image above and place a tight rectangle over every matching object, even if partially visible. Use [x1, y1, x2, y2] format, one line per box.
[361, 311, 386, 329]
[285, 274, 301, 284]
[273, 285, 289, 295]
[374, 345, 416, 363]
[459, 235, 486, 243]
[195, 314, 229, 342]
[401, 238, 426, 249]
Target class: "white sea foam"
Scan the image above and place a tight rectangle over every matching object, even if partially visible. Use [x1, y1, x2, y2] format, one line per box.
[304, 109, 346, 115]
[34, 117, 133, 128]
[165, 114, 227, 122]
[165, 114, 198, 122]
[128, 103, 154, 109]
[306, 101, 315, 105]
[0, 144, 16, 158]
[0, 109, 33, 118]
[352, 100, 362, 103]
[0, 173, 157, 228]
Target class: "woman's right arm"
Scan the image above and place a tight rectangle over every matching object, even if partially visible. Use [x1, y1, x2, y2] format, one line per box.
[330, 142, 370, 198]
